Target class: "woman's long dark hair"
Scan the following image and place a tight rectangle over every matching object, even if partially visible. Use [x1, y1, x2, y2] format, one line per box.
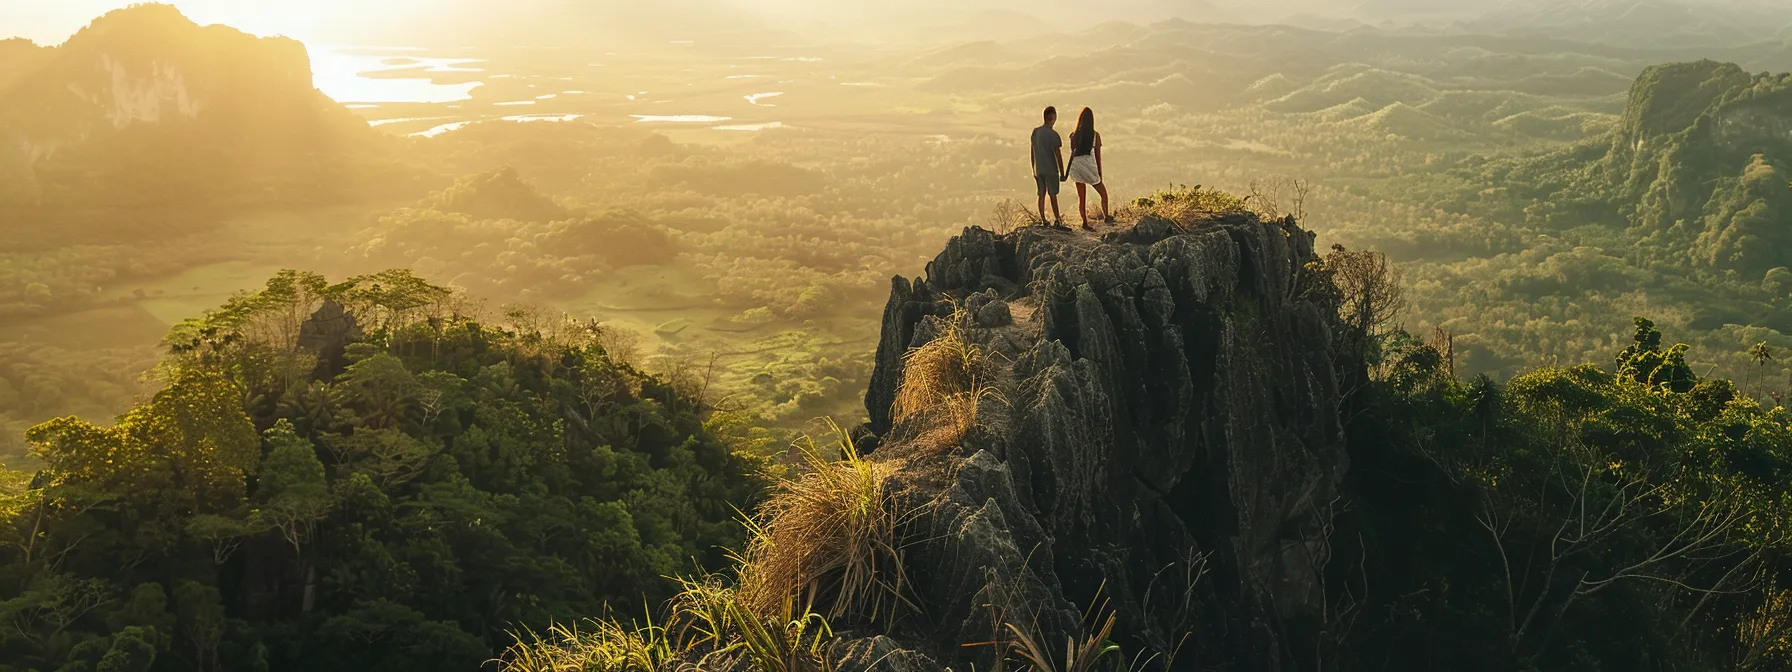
[1070, 107, 1096, 157]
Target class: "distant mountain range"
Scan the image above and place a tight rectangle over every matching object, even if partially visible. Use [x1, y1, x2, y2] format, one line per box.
[1213, 0, 1792, 46]
[0, 5, 407, 225]
[844, 0, 1792, 47]
[1455, 0, 1792, 47]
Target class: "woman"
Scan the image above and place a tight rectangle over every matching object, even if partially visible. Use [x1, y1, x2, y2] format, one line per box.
[1065, 107, 1110, 230]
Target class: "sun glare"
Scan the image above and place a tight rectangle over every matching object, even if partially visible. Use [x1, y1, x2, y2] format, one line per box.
[5, 0, 373, 44]
[139, 0, 339, 41]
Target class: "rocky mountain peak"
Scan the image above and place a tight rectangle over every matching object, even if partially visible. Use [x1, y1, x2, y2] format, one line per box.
[0, 4, 384, 212]
[1618, 60, 1753, 144]
[843, 212, 1355, 670]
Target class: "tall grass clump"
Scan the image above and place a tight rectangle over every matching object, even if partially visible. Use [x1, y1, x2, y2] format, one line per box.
[726, 587, 839, 672]
[501, 616, 673, 672]
[986, 583, 1178, 672]
[893, 307, 1003, 452]
[666, 573, 740, 654]
[503, 422, 910, 671]
[1004, 611, 1119, 672]
[502, 573, 842, 672]
[988, 198, 1040, 234]
[737, 421, 907, 625]
[1118, 184, 1249, 228]
[657, 572, 839, 672]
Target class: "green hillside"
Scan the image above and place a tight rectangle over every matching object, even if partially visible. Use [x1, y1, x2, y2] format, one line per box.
[0, 271, 761, 672]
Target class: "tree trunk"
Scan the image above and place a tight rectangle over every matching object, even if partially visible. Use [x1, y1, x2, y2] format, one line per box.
[302, 563, 316, 614]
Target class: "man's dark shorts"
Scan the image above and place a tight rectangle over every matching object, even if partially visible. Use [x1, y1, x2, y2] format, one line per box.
[1035, 175, 1061, 197]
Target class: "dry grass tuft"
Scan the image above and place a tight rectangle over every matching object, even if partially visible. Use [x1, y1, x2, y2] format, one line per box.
[504, 570, 842, 672]
[893, 308, 1004, 453]
[725, 583, 839, 672]
[1117, 184, 1250, 228]
[500, 616, 673, 672]
[988, 199, 1041, 234]
[661, 572, 839, 672]
[1004, 610, 1119, 672]
[986, 581, 1180, 672]
[667, 573, 739, 654]
[503, 420, 910, 672]
[737, 421, 907, 626]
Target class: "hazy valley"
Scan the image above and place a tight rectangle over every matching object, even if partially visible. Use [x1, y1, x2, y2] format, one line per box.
[9, 6, 1792, 459]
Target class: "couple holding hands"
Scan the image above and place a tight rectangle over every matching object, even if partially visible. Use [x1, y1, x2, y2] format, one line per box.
[1030, 105, 1111, 230]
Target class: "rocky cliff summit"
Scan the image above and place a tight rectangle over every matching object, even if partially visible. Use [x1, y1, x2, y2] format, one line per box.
[826, 210, 1356, 671]
[0, 4, 392, 212]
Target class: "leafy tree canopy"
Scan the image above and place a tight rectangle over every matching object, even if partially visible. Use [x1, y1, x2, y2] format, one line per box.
[0, 270, 761, 672]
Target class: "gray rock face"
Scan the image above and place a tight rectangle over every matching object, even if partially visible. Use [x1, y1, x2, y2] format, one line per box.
[865, 275, 937, 437]
[298, 299, 362, 379]
[969, 291, 1013, 329]
[859, 214, 1353, 671]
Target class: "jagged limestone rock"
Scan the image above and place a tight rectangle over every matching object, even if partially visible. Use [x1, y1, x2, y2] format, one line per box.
[856, 213, 1352, 671]
[298, 299, 361, 379]
[968, 290, 1013, 328]
[865, 275, 935, 436]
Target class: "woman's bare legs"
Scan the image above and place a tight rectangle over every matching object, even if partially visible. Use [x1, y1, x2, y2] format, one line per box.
[1094, 182, 1111, 222]
[1076, 182, 1090, 227]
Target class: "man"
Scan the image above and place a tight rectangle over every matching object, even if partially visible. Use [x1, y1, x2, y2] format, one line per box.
[1030, 106, 1066, 226]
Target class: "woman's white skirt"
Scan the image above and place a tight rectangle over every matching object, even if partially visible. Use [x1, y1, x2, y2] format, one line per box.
[1068, 155, 1101, 185]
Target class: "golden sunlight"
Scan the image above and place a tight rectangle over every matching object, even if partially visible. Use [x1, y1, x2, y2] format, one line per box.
[4, 2, 1792, 670]
[5, 0, 422, 44]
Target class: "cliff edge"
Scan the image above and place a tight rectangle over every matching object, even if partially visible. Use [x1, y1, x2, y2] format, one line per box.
[840, 211, 1355, 671]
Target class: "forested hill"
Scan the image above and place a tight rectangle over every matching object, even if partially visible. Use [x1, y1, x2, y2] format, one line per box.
[1617, 61, 1792, 276]
[0, 271, 762, 671]
[0, 5, 416, 230]
[1504, 60, 1792, 277]
[1397, 58, 1792, 389]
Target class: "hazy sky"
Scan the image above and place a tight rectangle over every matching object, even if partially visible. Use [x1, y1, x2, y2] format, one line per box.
[1, 0, 802, 44]
[0, 0, 1317, 45]
[3, 0, 366, 43]
[6, 0, 1774, 47]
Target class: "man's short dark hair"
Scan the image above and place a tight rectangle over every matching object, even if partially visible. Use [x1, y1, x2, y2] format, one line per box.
[1043, 106, 1056, 121]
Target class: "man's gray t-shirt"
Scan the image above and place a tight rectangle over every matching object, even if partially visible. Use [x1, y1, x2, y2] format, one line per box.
[1031, 125, 1061, 179]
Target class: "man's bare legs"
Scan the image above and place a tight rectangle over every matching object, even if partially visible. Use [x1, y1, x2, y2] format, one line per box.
[1038, 192, 1061, 225]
